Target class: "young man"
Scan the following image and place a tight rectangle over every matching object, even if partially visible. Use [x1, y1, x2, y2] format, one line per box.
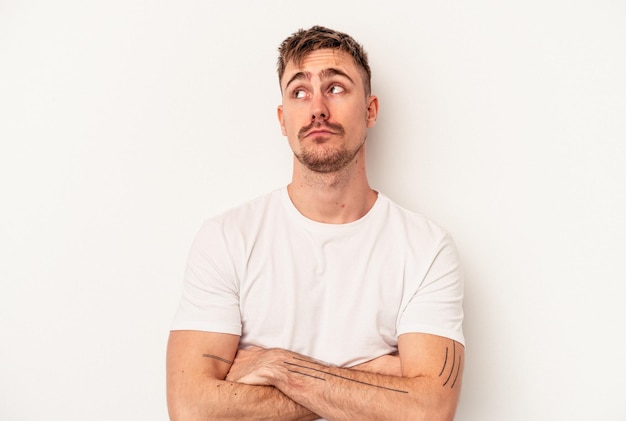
[167, 26, 465, 421]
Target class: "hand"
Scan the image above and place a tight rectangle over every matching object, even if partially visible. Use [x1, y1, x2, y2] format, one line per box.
[225, 346, 283, 385]
[351, 353, 402, 377]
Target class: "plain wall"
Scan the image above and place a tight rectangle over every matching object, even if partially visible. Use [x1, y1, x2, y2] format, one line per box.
[1, 1, 625, 419]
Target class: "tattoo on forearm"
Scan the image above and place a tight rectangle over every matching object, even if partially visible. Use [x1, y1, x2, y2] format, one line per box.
[202, 354, 233, 365]
[285, 358, 409, 394]
[439, 340, 462, 388]
[287, 369, 327, 381]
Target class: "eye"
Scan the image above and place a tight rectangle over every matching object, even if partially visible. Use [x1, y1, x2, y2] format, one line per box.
[293, 89, 307, 99]
[328, 84, 345, 94]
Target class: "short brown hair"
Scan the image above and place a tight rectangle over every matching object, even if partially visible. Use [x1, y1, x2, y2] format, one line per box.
[277, 26, 372, 96]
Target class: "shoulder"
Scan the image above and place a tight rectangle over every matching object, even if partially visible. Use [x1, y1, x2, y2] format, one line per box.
[208, 187, 284, 225]
[376, 193, 451, 243]
[194, 187, 286, 245]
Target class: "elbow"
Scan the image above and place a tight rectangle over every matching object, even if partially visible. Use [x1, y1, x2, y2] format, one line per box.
[166, 391, 187, 421]
[167, 377, 224, 421]
[412, 407, 456, 421]
[167, 382, 204, 421]
[423, 399, 459, 421]
[406, 390, 459, 421]
[167, 396, 205, 421]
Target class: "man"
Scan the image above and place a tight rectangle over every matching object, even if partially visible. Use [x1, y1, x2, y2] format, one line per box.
[167, 25, 465, 420]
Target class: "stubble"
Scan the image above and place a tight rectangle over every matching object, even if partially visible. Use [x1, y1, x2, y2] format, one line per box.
[295, 121, 365, 174]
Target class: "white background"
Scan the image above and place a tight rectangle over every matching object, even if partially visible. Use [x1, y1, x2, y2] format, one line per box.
[1, 1, 625, 420]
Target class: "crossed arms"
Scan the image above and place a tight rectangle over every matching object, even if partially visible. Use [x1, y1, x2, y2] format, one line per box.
[166, 330, 464, 421]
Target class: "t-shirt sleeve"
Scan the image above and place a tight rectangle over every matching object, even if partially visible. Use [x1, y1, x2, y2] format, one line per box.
[170, 220, 242, 335]
[397, 233, 465, 346]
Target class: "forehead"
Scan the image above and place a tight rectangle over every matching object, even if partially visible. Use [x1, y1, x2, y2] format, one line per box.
[281, 49, 360, 86]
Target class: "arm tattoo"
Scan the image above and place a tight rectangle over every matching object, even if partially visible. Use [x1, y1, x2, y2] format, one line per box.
[439, 347, 449, 376]
[287, 369, 327, 381]
[284, 357, 409, 394]
[439, 340, 462, 388]
[202, 354, 233, 365]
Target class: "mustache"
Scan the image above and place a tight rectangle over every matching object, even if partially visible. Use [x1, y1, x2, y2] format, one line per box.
[298, 121, 345, 140]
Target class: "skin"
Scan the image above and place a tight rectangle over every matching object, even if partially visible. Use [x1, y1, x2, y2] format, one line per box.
[227, 335, 464, 421]
[167, 331, 319, 420]
[277, 49, 379, 224]
[166, 48, 464, 420]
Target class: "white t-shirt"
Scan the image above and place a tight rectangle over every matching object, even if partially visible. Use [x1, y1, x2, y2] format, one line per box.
[171, 187, 464, 367]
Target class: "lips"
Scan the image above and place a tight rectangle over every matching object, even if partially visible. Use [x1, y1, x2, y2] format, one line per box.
[305, 129, 335, 138]
[298, 122, 345, 140]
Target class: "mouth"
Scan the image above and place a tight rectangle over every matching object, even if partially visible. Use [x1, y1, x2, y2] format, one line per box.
[299, 122, 345, 141]
[305, 129, 335, 138]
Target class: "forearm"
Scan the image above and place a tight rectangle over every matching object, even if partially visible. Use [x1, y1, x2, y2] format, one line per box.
[167, 331, 320, 420]
[168, 375, 317, 421]
[257, 353, 457, 421]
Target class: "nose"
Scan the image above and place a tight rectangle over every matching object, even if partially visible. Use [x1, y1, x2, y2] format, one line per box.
[311, 93, 329, 121]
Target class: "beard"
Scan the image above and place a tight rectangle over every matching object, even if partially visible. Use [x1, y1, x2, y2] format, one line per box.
[295, 121, 365, 173]
[295, 141, 365, 173]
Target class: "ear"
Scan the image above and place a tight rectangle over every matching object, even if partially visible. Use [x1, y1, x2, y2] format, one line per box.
[277, 105, 287, 136]
[366, 95, 379, 128]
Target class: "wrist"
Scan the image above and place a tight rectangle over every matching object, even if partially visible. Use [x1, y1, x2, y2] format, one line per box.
[266, 348, 292, 386]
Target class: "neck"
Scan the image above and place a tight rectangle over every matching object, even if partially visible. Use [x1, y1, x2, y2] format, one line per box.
[287, 148, 377, 224]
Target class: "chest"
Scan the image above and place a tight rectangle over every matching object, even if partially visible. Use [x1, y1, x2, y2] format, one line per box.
[235, 228, 413, 364]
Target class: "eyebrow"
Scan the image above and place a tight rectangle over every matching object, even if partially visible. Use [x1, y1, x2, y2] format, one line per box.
[284, 67, 355, 91]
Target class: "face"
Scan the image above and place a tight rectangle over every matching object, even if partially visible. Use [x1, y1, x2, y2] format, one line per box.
[277, 49, 378, 173]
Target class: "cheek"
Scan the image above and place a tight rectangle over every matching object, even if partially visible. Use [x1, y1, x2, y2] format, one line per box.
[281, 113, 301, 136]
